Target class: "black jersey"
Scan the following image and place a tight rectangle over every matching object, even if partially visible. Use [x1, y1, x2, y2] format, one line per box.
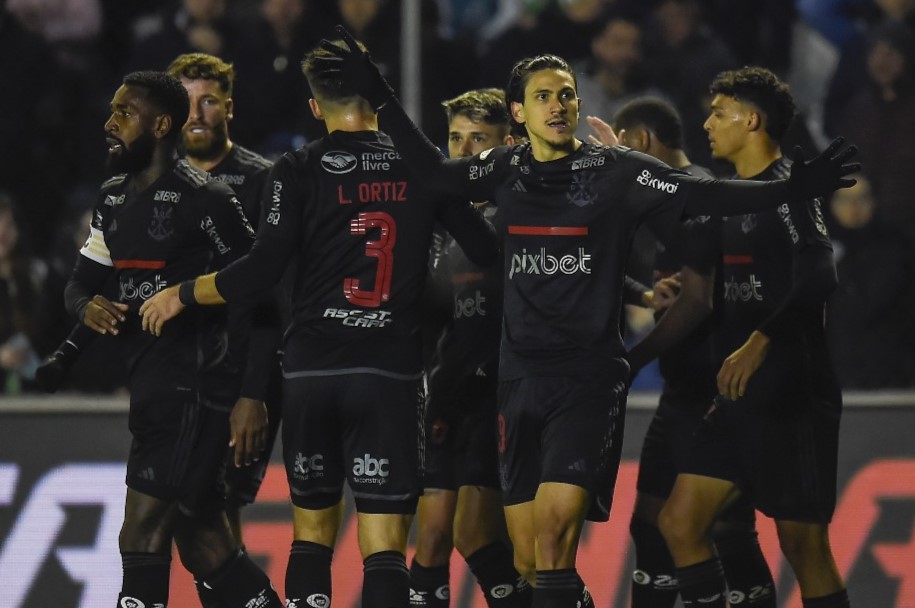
[718, 157, 838, 395]
[649, 163, 720, 399]
[433, 204, 504, 379]
[215, 130, 498, 377]
[207, 144, 273, 228]
[77, 159, 256, 400]
[441, 143, 695, 380]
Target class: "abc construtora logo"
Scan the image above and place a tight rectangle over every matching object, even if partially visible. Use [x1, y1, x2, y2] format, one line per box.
[321, 151, 358, 174]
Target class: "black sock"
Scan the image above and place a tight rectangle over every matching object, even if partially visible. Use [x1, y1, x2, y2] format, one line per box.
[201, 549, 282, 607]
[364, 551, 410, 608]
[410, 558, 450, 608]
[286, 541, 334, 608]
[676, 559, 727, 608]
[802, 589, 851, 608]
[119, 552, 171, 608]
[466, 542, 531, 608]
[715, 528, 776, 607]
[534, 569, 580, 608]
[195, 578, 223, 608]
[629, 518, 679, 608]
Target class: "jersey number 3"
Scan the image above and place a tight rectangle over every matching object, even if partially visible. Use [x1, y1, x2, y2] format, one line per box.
[344, 211, 396, 308]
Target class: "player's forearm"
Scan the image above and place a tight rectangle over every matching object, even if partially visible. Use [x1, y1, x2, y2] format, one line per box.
[623, 275, 652, 307]
[213, 235, 291, 303]
[680, 176, 791, 217]
[758, 246, 837, 340]
[64, 256, 111, 320]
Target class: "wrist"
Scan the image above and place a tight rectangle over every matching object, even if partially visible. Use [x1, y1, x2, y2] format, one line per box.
[178, 280, 197, 306]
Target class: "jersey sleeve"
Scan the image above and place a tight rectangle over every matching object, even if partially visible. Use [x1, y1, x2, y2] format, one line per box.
[757, 198, 837, 340]
[435, 198, 500, 267]
[197, 181, 257, 268]
[379, 98, 510, 202]
[215, 152, 306, 302]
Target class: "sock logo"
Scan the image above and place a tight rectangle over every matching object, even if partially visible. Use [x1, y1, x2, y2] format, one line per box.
[119, 599, 146, 608]
[435, 584, 450, 600]
[409, 589, 427, 605]
[632, 569, 651, 585]
[306, 593, 330, 608]
[286, 600, 300, 608]
[728, 590, 746, 604]
[697, 594, 722, 604]
[489, 584, 513, 598]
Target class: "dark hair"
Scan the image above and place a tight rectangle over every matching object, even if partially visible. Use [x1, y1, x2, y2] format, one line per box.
[709, 67, 795, 142]
[612, 97, 683, 149]
[167, 53, 235, 96]
[302, 39, 370, 105]
[442, 88, 510, 128]
[123, 71, 190, 140]
[506, 54, 578, 116]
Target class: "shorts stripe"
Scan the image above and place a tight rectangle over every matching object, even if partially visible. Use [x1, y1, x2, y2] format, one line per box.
[283, 367, 422, 381]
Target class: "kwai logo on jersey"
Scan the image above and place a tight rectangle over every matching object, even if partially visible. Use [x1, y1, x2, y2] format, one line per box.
[469, 159, 496, 181]
[119, 274, 166, 301]
[353, 453, 389, 484]
[776, 203, 800, 244]
[213, 173, 245, 186]
[508, 247, 592, 279]
[568, 172, 596, 207]
[105, 194, 125, 206]
[723, 274, 763, 302]
[635, 169, 679, 194]
[320, 151, 358, 174]
[148, 204, 174, 241]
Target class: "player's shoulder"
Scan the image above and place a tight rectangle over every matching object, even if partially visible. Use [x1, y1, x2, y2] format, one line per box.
[171, 158, 211, 189]
[99, 173, 128, 193]
[231, 144, 274, 172]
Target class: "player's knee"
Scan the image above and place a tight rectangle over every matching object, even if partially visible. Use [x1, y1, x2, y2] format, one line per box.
[119, 502, 175, 553]
[657, 502, 701, 550]
[775, 523, 830, 565]
[415, 524, 454, 564]
[513, 551, 535, 583]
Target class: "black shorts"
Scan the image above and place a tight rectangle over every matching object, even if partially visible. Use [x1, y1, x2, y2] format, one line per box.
[423, 374, 500, 491]
[125, 389, 228, 516]
[282, 371, 424, 514]
[682, 385, 842, 523]
[497, 372, 629, 522]
[637, 392, 757, 526]
[224, 357, 284, 507]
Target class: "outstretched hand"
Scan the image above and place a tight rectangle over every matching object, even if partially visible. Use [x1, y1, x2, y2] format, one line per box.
[786, 137, 860, 202]
[312, 25, 395, 110]
[139, 285, 185, 336]
[585, 115, 621, 147]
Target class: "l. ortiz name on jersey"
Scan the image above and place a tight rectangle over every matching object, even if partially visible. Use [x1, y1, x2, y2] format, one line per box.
[453, 143, 692, 380]
[80, 159, 255, 395]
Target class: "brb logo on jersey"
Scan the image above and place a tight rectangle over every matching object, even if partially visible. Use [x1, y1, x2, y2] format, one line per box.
[321, 151, 358, 174]
[635, 169, 679, 194]
[508, 247, 592, 279]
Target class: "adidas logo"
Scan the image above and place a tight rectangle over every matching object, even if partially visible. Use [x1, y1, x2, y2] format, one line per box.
[567, 460, 586, 472]
[512, 180, 527, 193]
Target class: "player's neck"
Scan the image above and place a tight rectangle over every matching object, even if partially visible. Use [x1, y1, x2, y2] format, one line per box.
[730, 141, 781, 179]
[188, 141, 233, 172]
[324, 109, 379, 134]
[530, 136, 581, 162]
[129, 147, 176, 193]
[656, 148, 690, 170]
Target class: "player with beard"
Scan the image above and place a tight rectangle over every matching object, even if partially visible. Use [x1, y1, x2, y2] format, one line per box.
[411, 88, 530, 608]
[655, 68, 851, 608]
[63, 70, 281, 608]
[588, 99, 776, 608]
[139, 41, 499, 608]
[314, 27, 858, 608]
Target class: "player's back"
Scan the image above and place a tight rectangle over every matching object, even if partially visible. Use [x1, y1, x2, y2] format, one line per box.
[275, 130, 495, 376]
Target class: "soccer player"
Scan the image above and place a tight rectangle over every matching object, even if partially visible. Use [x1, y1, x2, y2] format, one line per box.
[596, 99, 776, 607]
[411, 88, 530, 608]
[313, 27, 857, 608]
[139, 41, 499, 608]
[655, 67, 850, 608]
[165, 52, 283, 607]
[64, 71, 281, 607]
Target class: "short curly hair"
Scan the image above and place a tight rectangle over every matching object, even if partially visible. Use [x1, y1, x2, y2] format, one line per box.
[709, 67, 796, 142]
[167, 53, 235, 96]
[122, 71, 189, 141]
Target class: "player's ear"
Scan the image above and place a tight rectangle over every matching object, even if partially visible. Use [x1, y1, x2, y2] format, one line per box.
[747, 111, 761, 132]
[154, 114, 172, 139]
[503, 134, 515, 146]
[308, 98, 325, 121]
[510, 101, 525, 125]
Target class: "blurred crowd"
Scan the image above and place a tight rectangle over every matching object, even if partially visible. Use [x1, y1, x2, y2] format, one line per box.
[1, 0, 914, 393]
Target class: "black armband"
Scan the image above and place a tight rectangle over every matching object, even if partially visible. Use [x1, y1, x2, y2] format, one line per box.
[178, 280, 197, 306]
